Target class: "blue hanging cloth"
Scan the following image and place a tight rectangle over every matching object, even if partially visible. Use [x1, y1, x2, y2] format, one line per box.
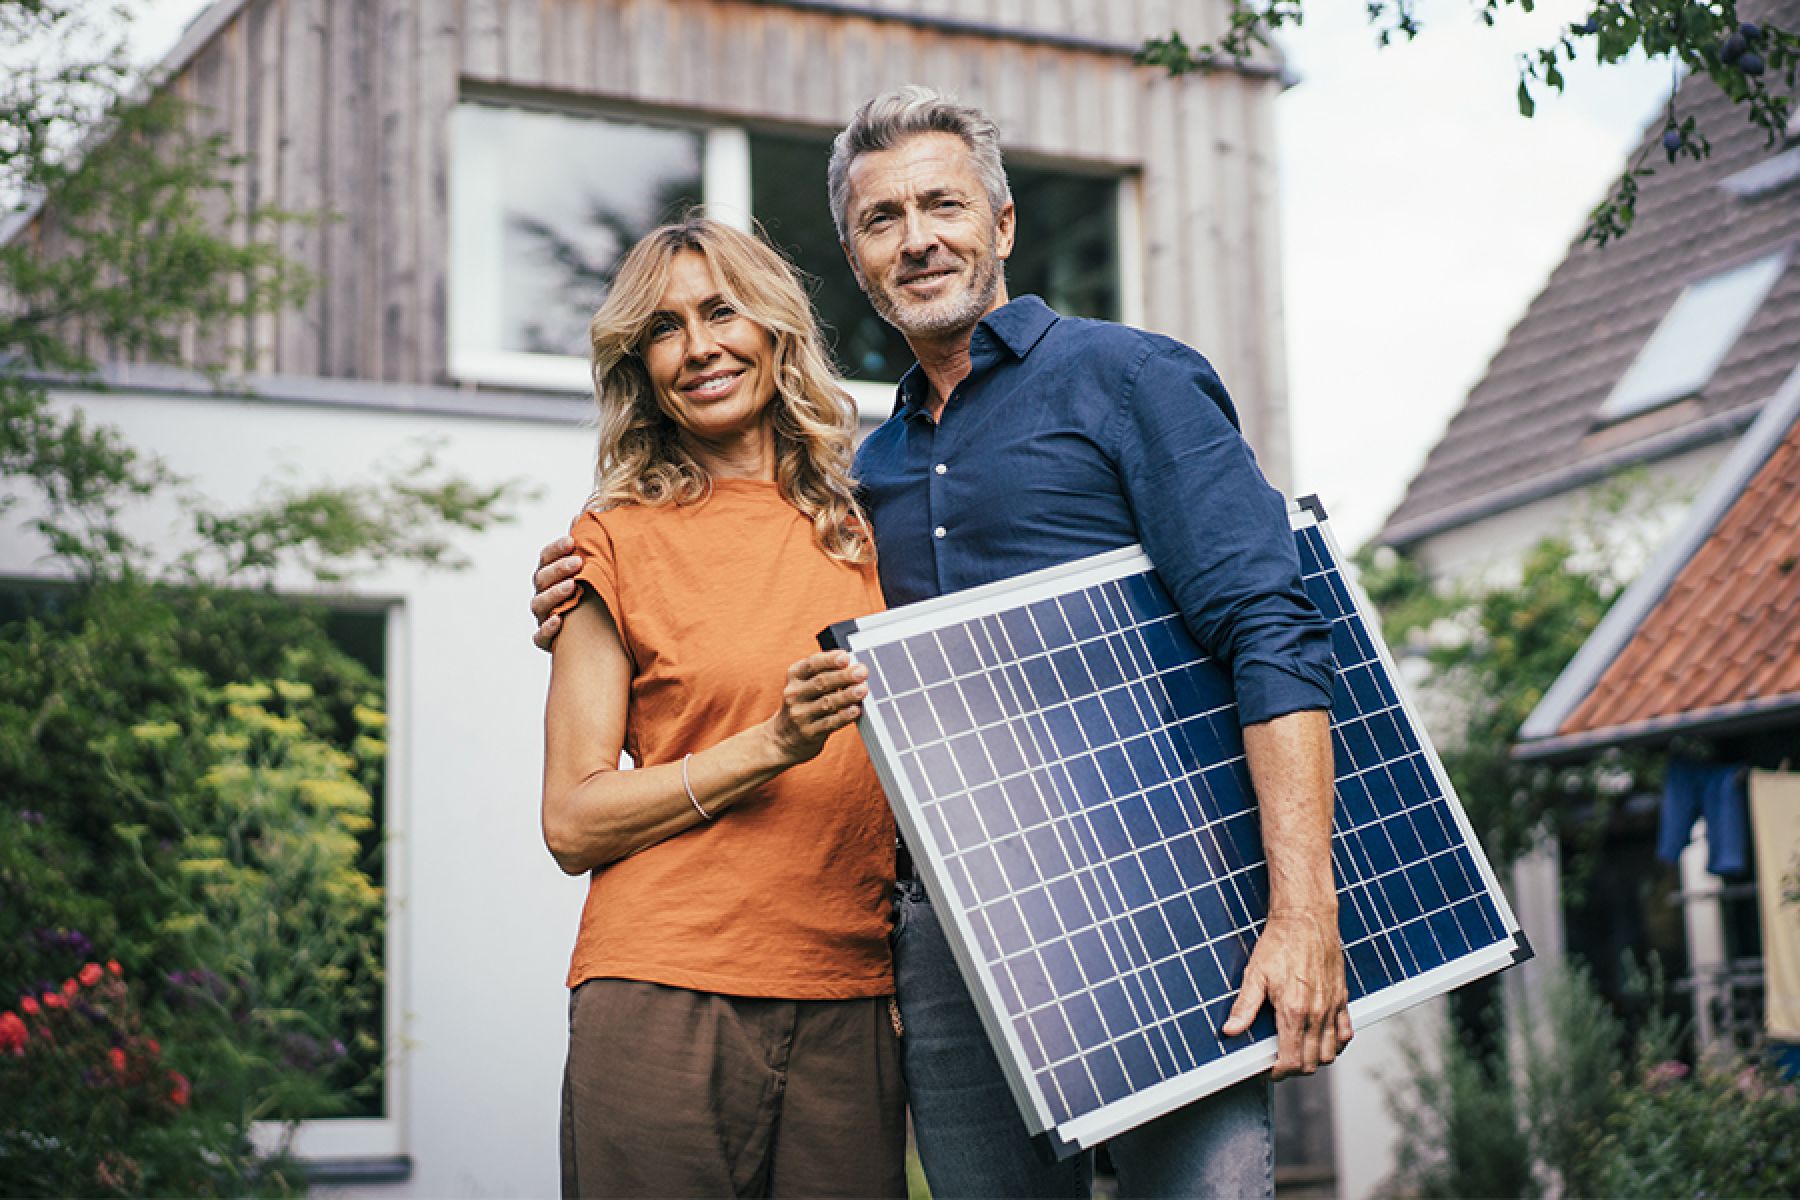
[1657, 758, 1752, 877]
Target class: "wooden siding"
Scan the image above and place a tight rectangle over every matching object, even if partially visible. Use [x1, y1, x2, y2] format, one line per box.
[108, 0, 1293, 482]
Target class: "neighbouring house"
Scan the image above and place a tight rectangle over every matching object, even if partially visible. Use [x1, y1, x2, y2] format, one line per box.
[1375, 0, 1800, 1082]
[1, 1, 1355, 1194]
[1517, 368, 1800, 1064]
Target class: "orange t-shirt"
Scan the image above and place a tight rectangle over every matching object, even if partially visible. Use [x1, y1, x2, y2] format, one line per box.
[557, 479, 895, 998]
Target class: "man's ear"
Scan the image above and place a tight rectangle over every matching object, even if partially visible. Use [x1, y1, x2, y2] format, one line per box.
[994, 201, 1016, 262]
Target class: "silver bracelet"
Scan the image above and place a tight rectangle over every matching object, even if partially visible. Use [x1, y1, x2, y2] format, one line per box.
[681, 753, 712, 821]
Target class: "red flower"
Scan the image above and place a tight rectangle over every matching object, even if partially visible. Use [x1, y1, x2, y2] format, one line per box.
[106, 960, 122, 977]
[79, 963, 103, 987]
[167, 1070, 190, 1108]
[108, 1046, 127, 1073]
[42, 992, 65, 1010]
[144, 1038, 160, 1058]
[0, 1012, 26, 1056]
[61, 978, 78, 997]
[19, 996, 39, 1016]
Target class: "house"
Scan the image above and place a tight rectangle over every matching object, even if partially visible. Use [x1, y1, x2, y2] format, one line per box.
[1376, 0, 1800, 1075]
[2, 0, 1352, 1194]
[1516, 367, 1800, 1059]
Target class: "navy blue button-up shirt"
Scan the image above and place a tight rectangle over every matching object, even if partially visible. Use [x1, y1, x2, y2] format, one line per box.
[854, 295, 1333, 726]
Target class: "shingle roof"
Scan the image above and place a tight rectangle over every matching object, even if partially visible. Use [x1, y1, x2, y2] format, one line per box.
[1517, 367, 1800, 757]
[1381, 0, 1800, 548]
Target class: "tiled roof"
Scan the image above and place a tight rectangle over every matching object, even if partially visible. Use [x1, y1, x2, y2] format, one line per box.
[1381, 0, 1800, 547]
[1527, 392, 1800, 752]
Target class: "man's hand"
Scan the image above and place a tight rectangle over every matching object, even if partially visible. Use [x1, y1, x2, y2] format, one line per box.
[531, 535, 585, 652]
[1221, 908, 1352, 1078]
[1223, 708, 1352, 1077]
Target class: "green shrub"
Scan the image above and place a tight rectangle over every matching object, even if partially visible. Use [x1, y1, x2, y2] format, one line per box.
[1386, 964, 1799, 1199]
[1589, 1057, 1800, 1198]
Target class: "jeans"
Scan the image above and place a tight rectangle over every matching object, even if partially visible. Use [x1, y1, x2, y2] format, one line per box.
[894, 879, 1273, 1199]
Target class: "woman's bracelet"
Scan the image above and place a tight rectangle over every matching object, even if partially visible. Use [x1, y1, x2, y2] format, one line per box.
[681, 753, 712, 821]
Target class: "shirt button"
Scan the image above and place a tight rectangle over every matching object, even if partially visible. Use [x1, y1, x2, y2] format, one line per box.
[933, 526, 947, 539]
[934, 463, 947, 475]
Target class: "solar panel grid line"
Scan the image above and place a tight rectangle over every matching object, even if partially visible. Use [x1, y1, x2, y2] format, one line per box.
[819, 501, 1529, 1155]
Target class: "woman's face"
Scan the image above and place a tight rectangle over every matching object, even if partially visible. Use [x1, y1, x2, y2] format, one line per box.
[641, 251, 778, 449]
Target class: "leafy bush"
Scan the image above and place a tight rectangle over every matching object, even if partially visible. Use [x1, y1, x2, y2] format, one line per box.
[1589, 1058, 1800, 1197]
[0, 960, 237, 1196]
[1386, 964, 1800, 1199]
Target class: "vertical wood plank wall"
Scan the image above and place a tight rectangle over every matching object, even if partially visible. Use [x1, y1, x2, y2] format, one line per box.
[146, 0, 1294, 482]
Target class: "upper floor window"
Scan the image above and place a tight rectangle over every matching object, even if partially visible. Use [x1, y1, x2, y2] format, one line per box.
[1598, 250, 1789, 422]
[449, 100, 1127, 408]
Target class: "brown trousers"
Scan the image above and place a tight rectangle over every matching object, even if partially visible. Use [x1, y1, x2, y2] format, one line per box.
[560, 979, 906, 1199]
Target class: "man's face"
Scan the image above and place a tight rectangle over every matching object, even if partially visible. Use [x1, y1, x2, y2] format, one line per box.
[840, 131, 1016, 343]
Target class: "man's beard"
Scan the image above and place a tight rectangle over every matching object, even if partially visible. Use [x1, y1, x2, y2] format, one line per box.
[866, 241, 1004, 340]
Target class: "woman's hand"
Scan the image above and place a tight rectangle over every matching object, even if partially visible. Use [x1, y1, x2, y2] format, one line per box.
[767, 650, 869, 765]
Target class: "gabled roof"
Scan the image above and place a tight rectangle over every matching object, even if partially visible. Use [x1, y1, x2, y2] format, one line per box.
[1517, 362, 1800, 759]
[1381, 0, 1800, 548]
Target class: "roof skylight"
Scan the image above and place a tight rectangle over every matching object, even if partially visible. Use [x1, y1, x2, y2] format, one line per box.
[1598, 250, 1789, 421]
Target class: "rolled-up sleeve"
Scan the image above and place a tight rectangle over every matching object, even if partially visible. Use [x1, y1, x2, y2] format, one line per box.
[1109, 345, 1334, 725]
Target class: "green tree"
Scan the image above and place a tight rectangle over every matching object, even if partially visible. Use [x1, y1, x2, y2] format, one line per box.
[1353, 528, 1639, 871]
[0, 3, 521, 1192]
[1137, 1, 1796, 244]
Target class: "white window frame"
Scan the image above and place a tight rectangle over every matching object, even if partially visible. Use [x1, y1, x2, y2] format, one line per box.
[447, 100, 1144, 423]
[252, 599, 410, 1169]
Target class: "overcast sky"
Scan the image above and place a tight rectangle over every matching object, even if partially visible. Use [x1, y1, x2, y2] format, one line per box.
[128, 0, 1671, 549]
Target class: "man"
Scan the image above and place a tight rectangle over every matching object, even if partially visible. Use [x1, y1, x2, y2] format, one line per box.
[532, 86, 1351, 1198]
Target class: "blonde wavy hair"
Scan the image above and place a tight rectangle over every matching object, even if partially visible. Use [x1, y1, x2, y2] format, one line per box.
[586, 217, 872, 564]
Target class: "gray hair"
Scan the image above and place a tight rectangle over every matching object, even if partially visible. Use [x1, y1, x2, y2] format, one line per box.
[826, 85, 1012, 242]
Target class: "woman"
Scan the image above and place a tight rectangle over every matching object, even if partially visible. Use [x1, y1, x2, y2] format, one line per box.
[541, 217, 903, 1199]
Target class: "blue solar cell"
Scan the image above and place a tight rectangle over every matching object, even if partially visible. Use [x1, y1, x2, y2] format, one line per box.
[1387, 814, 1427, 865]
[1052, 1059, 1101, 1120]
[1116, 1030, 1160, 1090]
[995, 833, 1038, 889]
[1081, 640, 1126, 690]
[997, 607, 1046, 658]
[1002, 775, 1052, 829]
[1114, 792, 1156, 846]
[983, 726, 1028, 777]
[1093, 978, 1135, 1037]
[940, 622, 982, 673]
[1339, 718, 1379, 772]
[1031, 598, 1076, 650]
[1025, 822, 1072, 875]
[870, 642, 921, 697]
[910, 634, 953, 686]
[1043, 940, 1085, 995]
[916, 740, 963, 795]
[939, 793, 984, 846]
[1088, 1046, 1131, 1104]
[1061, 592, 1104, 641]
[962, 672, 1007, 725]
[1018, 887, 1062, 943]
[987, 897, 1032, 957]
[965, 844, 1008, 902]
[1050, 875, 1093, 929]
[1095, 746, 1137, 796]
[1108, 855, 1156, 910]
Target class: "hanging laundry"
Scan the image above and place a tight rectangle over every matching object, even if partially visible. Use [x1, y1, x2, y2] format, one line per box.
[1657, 758, 1752, 877]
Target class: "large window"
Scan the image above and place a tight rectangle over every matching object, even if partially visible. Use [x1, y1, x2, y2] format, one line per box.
[450, 101, 1127, 407]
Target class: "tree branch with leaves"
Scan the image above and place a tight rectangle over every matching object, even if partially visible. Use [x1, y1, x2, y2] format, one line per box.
[1137, 1, 1796, 245]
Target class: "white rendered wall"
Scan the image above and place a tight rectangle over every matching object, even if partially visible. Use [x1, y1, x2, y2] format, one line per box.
[3, 385, 600, 1198]
[1407, 441, 1733, 587]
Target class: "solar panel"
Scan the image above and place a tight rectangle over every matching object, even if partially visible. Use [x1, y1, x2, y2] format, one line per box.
[820, 496, 1529, 1158]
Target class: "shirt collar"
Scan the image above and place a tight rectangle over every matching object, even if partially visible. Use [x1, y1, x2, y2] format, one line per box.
[892, 295, 1060, 417]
